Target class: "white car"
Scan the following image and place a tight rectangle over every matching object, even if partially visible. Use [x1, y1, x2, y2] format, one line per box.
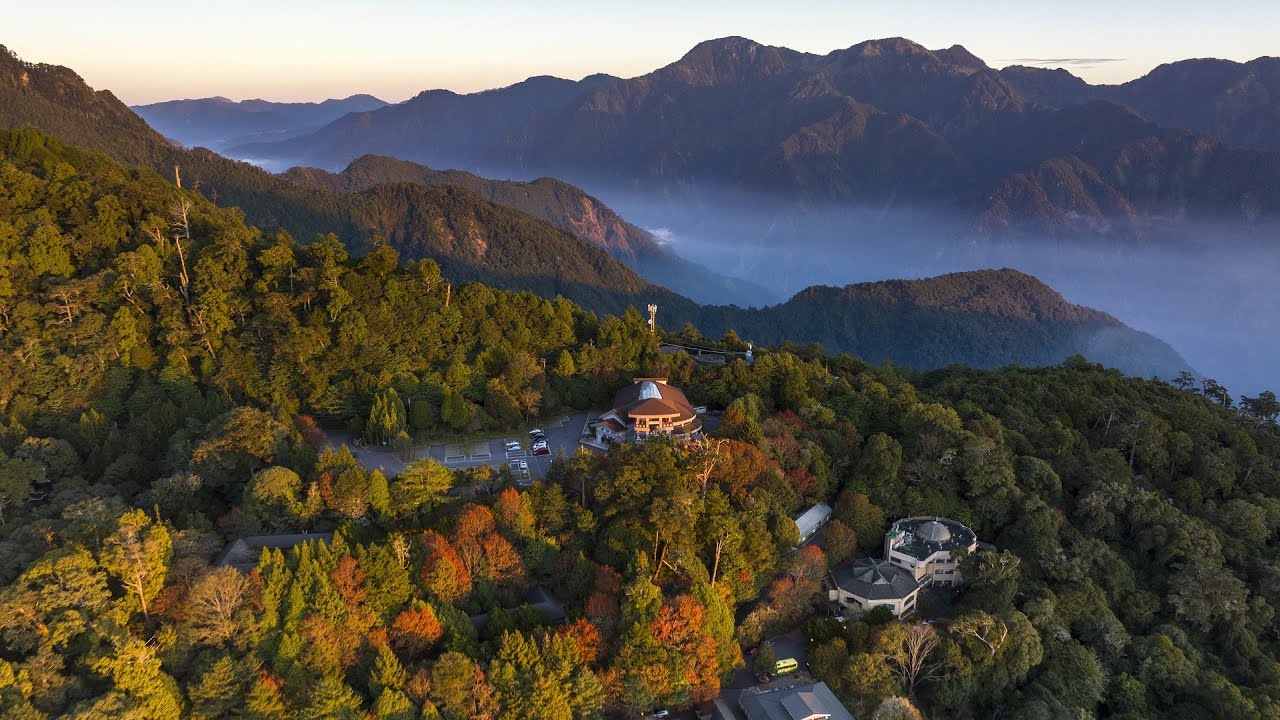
[505, 441, 521, 450]
[532, 441, 548, 451]
[519, 460, 528, 471]
[529, 428, 544, 436]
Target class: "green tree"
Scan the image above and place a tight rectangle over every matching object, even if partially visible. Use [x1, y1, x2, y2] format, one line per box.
[367, 388, 408, 445]
[303, 676, 364, 720]
[368, 469, 391, 517]
[390, 460, 453, 521]
[0, 457, 43, 525]
[187, 655, 250, 720]
[99, 509, 171, 619]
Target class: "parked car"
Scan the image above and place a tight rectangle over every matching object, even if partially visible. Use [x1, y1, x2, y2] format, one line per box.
[519, 460, 528, 471]
[532, 446, 550, 456]
[650, 712, 670, 719]
[505, 441, 521, 450]
[529, 429, 544, 436]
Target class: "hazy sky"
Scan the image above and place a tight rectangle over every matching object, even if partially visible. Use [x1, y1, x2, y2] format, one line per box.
[8, 0, 1276, 104]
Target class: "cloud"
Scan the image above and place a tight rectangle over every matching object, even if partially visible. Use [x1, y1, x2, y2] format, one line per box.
[647, 226, 677, 247]
[1006, 57, 1126, 69]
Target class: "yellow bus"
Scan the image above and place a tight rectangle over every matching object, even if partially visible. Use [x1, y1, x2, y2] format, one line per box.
[775, 658, 799, 675]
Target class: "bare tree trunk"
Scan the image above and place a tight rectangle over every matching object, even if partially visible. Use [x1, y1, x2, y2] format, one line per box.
[171, 198, 193, 304]
[711, 535, 724, 585]
[892, 623, 941, 699]
[130, 566, 150, 619]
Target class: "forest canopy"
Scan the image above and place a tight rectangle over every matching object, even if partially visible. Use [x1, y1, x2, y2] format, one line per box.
[0, 127, 1277, 719]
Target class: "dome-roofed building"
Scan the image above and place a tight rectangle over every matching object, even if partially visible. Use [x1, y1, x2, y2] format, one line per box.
[828, 557, 921, 616]
[917, 519, 952, 543]
[885, 516, 978, 588]
[827, 515, 981, 618]
[594, 377, 702, 445]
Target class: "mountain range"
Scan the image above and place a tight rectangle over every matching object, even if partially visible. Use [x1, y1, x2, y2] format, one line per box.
[133, 94, 388, 152]
[232, 37, 1280, 240]
[235, 75, 619, 172]
[0, 42, 1194, 379]
[1000, 57, 1280, 153]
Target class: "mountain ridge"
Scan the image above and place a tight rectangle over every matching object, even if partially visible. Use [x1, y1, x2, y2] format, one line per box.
[702, 269, 1190, 377]
[280, 154, 778, 305]
[133, 94, 389, 152]
[229, 36, 1280, 239]
[1000, 55, 1280, 152]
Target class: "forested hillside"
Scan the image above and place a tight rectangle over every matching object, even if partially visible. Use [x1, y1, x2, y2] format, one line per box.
[0, 46, 700, 322]
[700, 270, 1190, 378]
[281, 155, 774, 306]
[1, 121, 1278, 720]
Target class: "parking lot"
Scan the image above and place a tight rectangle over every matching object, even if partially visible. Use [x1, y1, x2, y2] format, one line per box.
[324, 411, 593, 481]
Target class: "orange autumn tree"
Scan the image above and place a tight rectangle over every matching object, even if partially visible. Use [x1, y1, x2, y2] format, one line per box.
[390, 601, 444, 660]
[651, 595, 721, 703]
[420, 531, 471, 604]
[452, 504, 496, 576]
[452, 502, 524, 584]
[585, 565, 624, 635]
[559, 618, 603, 665]
[493, 487, 535, 537]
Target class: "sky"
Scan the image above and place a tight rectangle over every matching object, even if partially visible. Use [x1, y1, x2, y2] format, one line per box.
[7, 0, 1277, 104]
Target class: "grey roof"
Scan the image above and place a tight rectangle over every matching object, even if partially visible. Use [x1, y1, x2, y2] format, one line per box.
[215, 533, 333, 572]
[527, 585, 567, 623]
[469, 585, 567, 629]
[739, 682, 853, 720]
[638, 380, 662, 401]
[795, 503, 832, 538]
[887, 516, 977, 561]
[712, 698, 745, 720]
[831, 558, 919, 601]
[782, 692, 823, 719]
[917, 520, 951, 543]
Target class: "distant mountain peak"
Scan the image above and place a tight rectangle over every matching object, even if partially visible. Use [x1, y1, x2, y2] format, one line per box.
[846, 37, 933, 58]
[666, 36, 799, 85]
[932, 44, 989, 71]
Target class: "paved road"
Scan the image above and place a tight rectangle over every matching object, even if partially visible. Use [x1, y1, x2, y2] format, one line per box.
[323, 412, 594, 481]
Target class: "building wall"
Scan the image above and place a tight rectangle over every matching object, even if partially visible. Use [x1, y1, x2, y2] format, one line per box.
[886, 545, 976, 587]
[828, 587, 917, 616]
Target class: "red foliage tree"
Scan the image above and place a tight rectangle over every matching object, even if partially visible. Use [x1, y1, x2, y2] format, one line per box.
[453, 503, 496, 543]
[421, 531, 472, 604]
[493, 487, 533, 535]
[480, 533, 523, 583]
[560, 617, 603, 665]
[294, 414, 328, 449]
[331, 555, 367, 611]
[390, 603, 444, 660]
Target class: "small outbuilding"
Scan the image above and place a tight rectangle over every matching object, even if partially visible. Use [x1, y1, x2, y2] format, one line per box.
[794, 503, 833, 545]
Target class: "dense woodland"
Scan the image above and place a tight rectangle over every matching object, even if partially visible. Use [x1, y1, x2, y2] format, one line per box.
[0, 127, 1278, 720]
